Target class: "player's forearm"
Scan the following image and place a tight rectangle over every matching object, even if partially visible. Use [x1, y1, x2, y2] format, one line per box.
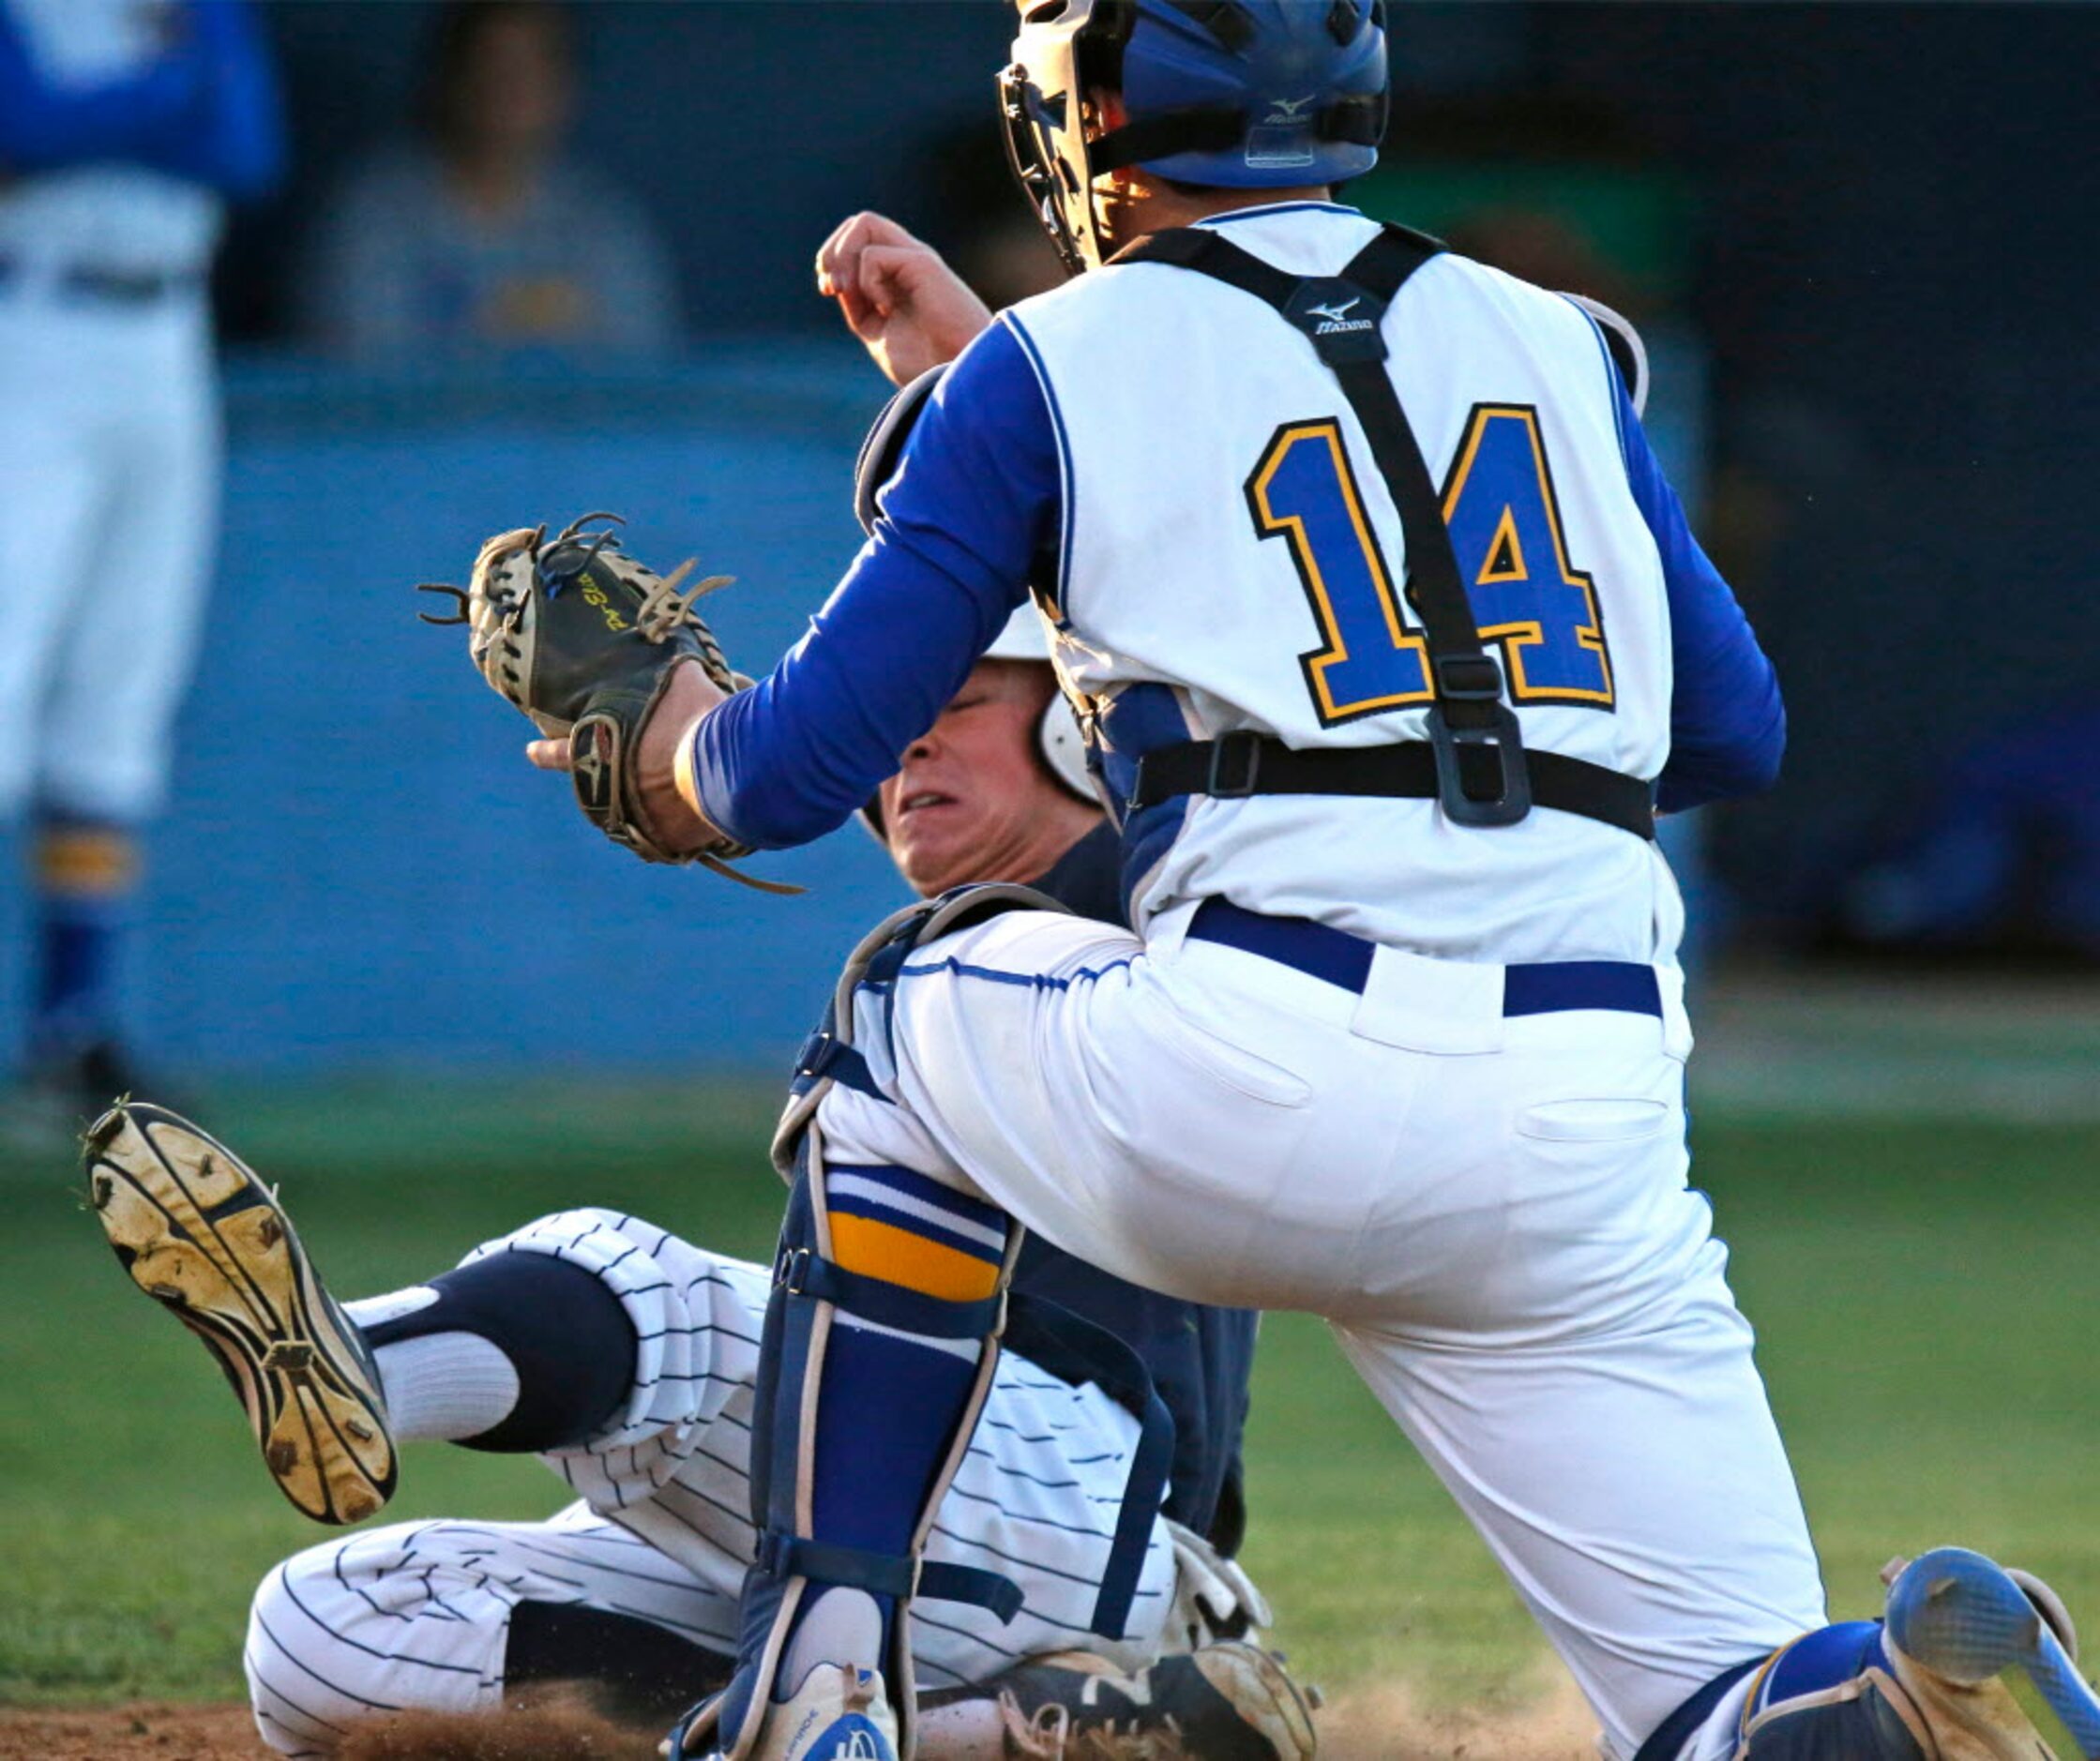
[1658, 689, 1785, 812]
[682, 557, 1004, 850]
[685, 322, 1059, 850]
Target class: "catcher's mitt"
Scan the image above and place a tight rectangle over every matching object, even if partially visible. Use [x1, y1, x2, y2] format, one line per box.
[420, 515, 793, 891]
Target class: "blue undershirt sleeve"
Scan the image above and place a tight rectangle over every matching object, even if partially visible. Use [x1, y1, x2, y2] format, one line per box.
[1611, 369, 1786, 812]
[0, 8, 205, 172]
[691, 315, 1060, 850]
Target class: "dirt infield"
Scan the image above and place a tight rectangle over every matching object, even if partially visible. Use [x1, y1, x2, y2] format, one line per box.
[0, 1681, 1600, 1760]
[0, 1702, 265, 1760]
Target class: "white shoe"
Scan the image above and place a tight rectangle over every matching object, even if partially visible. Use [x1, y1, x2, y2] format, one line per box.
[740, 1663, 899, 1761]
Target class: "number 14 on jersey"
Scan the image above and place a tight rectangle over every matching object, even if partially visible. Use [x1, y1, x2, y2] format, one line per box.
[1245, 403, 1615, 726]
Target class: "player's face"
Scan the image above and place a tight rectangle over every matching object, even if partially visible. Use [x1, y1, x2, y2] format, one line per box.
[880, 661, 1082, 896]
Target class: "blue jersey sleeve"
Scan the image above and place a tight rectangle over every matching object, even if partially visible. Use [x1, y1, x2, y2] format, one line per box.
[1610, 369, 1786, 812]
[0, 1, 282, 198]
[691, 316, 1060, 850]
[0, 6, 204, 172]
[155, 2, 286, 200]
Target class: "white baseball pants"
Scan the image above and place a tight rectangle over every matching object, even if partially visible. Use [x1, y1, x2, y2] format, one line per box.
[0, 288, 219, 820]
[242, 1212, 1176, 1757]
[817, 900, 1829, 1759]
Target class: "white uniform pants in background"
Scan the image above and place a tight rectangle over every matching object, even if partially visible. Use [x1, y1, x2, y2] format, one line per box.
[242, 1215, 1175, 1757]
[818, 902, 1829, 1760]
[0, 282, 219, 820]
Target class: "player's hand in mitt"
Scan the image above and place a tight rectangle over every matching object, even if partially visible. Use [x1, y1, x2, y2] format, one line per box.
[421, 515, 793, 890]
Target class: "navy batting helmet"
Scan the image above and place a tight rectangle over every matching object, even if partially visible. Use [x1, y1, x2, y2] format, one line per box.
[999, 0, 1388, 275]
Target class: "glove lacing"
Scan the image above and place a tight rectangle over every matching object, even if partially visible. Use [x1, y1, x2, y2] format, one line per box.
[631, 557, 740, 692]
[994, 1691, 1195, 1760]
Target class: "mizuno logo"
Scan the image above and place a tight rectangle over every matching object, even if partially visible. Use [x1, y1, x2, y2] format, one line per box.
[1267, 94, 1316, 120]
[1304, 294, 1377, 337]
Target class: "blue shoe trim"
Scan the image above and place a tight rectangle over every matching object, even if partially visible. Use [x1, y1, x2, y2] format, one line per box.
[802, 1709, 895, 1759]
[1887, 1547, 2100, 1758]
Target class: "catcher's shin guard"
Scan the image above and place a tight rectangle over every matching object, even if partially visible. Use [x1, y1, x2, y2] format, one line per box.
[674, 887, 1072, 1760]
[672, 1149, 1022, 1760]
[84, 1101, 396, 1525]
[676, 883, 1186, 1761]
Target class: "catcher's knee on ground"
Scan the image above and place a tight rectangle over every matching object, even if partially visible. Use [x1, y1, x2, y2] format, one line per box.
[247, 1524, 511, 1753]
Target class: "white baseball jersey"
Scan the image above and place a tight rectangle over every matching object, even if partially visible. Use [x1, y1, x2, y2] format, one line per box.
[1010, 204, 1678, 965]
[699, 201, 1778, 966]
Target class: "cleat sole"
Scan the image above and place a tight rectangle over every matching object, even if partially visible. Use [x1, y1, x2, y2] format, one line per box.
[84, 1101, 396, 1525]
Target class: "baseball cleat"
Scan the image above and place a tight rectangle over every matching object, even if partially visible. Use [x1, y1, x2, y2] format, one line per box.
[84, 1100, 396, 1526]
[669, 1663, 898, 1761]
[1883, 1547, 2100, 1759]
[990, 1641, 1319, 1759]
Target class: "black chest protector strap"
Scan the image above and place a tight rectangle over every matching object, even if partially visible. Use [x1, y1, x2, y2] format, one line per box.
[1109, 223, 1655, 841]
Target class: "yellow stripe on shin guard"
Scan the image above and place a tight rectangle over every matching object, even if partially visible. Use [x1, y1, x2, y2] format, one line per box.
[827, 1212, 1001, 1303]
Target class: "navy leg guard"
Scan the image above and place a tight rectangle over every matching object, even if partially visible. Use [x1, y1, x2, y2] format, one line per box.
[677, 885, 1095, 1761]
[690, 1156, 1021, 1761]
[361, 1251, 637, 1453]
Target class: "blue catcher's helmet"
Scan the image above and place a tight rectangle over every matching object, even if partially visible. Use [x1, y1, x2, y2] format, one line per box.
[998, 0, 1387, 275]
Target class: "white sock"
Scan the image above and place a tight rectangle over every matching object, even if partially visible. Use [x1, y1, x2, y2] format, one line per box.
[778, 1588, 884, 1699]
[369, 1332, 521, 1442]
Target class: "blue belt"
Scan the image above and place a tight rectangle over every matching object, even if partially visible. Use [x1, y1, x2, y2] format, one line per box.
[1186, 899, 1663, 1018]
[0, 257, 198, 305]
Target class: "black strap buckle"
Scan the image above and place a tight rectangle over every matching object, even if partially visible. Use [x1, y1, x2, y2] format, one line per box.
[793, 1028, 837, 1082]
[1427, 700, 1533, 828]
[1431, 654, 1504, 702]
[1205, 730, 1265, 799]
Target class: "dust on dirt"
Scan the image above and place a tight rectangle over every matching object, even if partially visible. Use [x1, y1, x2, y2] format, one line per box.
[1317, 1676, 1599, 1759]
[0, 1681, 1601, 1760]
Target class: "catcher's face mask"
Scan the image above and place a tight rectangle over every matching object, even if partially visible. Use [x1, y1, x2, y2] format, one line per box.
[999, 0, 1124, 276]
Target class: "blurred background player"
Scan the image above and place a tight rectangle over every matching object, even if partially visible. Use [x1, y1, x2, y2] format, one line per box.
[0, 0, 282, 1130]
[297, 0, 679, 359]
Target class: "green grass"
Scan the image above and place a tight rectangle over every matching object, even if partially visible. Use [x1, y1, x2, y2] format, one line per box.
[4, 1086, 2095, 1722]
